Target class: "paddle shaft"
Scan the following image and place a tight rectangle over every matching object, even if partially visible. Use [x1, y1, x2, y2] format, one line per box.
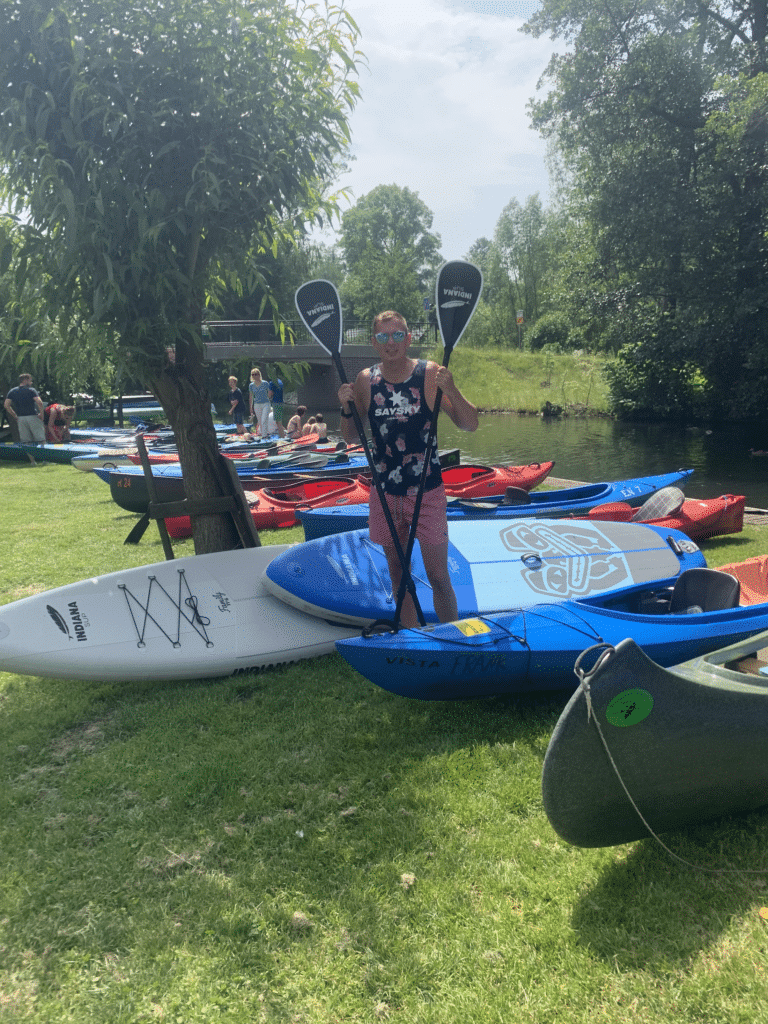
[333, 351, 427, 626]
[391, 354, 450, 626]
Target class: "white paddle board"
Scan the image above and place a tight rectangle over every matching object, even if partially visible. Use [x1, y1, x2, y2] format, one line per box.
[0, 546, 358, 681]
[263, 519, 706, 626]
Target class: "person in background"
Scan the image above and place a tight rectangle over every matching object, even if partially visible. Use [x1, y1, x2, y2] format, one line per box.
[45, 403, 75, 443]
[3, 373, 46, 444]
[228, 376, 247, 435]
[301, 415, 317, 437]
[249, 368, 271, 438]
[337, 309, 478, 626]
[268, 376, 285, 437]
[313, 412, 328, 439]
[286, 405, 307, 438]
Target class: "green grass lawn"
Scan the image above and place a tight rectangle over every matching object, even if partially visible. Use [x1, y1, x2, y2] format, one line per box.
[426, 347, 613, 416]
[1, 461, 768, 1023]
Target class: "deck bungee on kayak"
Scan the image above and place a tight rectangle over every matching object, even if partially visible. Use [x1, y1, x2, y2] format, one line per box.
[334, 560, 768, 699]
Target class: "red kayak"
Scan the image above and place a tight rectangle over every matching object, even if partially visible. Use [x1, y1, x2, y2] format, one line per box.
[164, 475, 371, 538]
[580, 493, 745, 541]
[440, 461, 554, 499]
[123, 448, 273, 465]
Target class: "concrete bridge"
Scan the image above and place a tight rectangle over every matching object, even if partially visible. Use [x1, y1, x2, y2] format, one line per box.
[203, 319, 437, 410]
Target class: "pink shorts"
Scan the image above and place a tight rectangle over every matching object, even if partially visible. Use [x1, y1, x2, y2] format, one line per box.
[368, 484, 449, 547]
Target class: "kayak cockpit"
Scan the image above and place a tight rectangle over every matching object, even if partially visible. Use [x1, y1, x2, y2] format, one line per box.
[581, 567, 742, 617]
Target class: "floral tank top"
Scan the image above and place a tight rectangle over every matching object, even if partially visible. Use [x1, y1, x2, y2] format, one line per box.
[367, 359, 442, 496]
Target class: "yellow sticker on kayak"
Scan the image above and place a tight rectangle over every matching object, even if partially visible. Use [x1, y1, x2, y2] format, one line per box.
[453, 618, 491, 637]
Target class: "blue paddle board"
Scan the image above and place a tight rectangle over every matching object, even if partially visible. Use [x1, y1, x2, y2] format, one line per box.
[263, 518, 706, 626]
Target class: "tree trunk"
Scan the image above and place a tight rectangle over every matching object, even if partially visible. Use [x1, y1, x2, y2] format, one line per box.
[149, 340, 249, 555]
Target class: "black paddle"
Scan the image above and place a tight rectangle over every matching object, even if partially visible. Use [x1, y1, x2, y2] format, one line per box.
[294, 280, 428, 625]
[392, 259, 483, 626]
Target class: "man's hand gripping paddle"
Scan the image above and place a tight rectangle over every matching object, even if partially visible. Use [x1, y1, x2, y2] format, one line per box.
[391, 259, 483, 627]
[294, 280, 428, 626]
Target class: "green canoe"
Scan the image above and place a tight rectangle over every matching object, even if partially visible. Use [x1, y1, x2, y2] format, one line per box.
[542, 631, 768, 848]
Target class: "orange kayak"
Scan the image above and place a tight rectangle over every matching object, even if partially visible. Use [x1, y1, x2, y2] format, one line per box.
[715, 553, 768, 605]
[164, 475, 371, 538]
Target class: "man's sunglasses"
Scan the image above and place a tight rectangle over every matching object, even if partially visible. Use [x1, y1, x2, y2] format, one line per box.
[374, 330, 407, 343]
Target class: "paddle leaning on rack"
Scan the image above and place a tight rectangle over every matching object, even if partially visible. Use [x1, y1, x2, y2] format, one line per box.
[293, 280, 428, 625]
[389, 259, 483, 627]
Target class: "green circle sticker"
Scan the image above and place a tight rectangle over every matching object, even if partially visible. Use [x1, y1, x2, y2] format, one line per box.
[605, 688, 654, 727]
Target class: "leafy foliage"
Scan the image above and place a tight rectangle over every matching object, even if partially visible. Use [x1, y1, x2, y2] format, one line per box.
[602, 313, 713, 420]
[0, 0, 360, 367]
[527, 311, 572, 352]
[494, 195, 549, 326]
[0, 0, 360, 549]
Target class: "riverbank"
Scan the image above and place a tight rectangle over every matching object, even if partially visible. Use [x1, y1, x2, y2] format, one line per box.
[426, 346, 613, 417]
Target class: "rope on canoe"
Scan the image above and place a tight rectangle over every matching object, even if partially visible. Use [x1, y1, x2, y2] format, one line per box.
[574, 644, 768, 875]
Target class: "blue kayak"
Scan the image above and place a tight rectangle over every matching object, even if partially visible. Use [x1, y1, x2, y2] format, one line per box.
[90, 452, 368, 485]
[97, 453, 366, 514]
[297, 470, 695, 540]
[335, 562, 767, 699]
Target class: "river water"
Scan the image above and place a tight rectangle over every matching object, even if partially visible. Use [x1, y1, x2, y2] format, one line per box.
[325, 410, 768, 509]
[437, 415, 768, 508]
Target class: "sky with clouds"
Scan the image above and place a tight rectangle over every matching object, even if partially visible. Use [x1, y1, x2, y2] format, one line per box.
[316, 0, 564, 261]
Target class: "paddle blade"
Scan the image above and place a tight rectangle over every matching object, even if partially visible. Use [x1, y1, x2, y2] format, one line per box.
[631, 486, 686, 522]
[294, 280, 343, 357]
[435, 260, 483, 357]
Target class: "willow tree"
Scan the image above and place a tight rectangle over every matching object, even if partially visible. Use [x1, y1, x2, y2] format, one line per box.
[0, 0, 360, 550]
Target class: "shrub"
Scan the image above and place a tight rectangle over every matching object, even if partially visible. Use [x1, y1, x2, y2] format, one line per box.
[527, 312, 572, 351]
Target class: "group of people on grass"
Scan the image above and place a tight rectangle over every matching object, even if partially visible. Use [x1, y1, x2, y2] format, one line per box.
[227, 370, 326, 441]
[3, 373, 75, 444]
[227, 369, 282, 438]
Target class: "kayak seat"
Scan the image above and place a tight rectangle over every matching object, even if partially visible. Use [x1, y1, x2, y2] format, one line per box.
[669, 568, 741, 614]
[502, 486, 532, 506]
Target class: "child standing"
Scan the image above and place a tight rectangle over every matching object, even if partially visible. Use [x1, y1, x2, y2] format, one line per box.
[228, 376, 247, 435]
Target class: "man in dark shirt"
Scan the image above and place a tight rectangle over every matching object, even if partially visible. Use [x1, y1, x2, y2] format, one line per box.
[4, 374, 46, 443]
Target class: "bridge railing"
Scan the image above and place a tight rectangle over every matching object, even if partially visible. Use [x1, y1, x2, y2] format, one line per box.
[202, 319, 440, 350]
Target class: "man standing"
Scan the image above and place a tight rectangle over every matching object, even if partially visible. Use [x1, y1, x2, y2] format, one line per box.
[4, 374, 46, 443]
[337, 310, 478, 626]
